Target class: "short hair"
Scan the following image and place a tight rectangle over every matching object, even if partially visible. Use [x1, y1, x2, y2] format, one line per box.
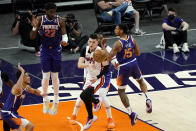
[67, 13, 75, 19]
[168, 7, 176, 13]
[118, 24, 128, 34]
[16, 70, 26, 80]
[44, 2, 56, 10]
[89, 33, 98, 40]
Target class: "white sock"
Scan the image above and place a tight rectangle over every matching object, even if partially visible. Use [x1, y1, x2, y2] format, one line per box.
[43, 97, 48, 102]
[126, 106, 132, 115]
[52, 73, 60, 103]
[54, 94, 59, 103]
[105, 107, 112, 118]
[144, 92, 150, 100]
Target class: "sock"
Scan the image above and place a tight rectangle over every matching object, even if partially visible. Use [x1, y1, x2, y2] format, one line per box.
[144, 92, 150, 100]
[105, 107, 112, 118]
[126, 106, 132, 115]
[54, 94, 59, 103]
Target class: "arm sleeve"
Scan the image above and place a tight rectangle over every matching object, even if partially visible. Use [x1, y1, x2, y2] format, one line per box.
[97, 65, 109, 79]
[80, 46, 86, 57]
[1, 72, 9, 82]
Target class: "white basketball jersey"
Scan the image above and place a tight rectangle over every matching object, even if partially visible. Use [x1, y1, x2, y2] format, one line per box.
[85, 46, 102, 80]
[0, 71, 2, 94]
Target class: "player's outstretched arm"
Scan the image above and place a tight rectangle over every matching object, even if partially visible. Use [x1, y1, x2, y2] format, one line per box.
[11, 64, 24, 96]
[26, 85, 42, 96]
[30, 16, 41, 40]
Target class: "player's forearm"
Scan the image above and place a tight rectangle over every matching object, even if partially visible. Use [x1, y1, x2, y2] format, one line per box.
[30, 28, 37, 40]
[12, 21, 20, 35]
[78, 62, 88, 69]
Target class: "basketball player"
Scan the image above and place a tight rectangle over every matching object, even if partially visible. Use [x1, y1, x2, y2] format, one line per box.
[30, 2, 68, 115]
[70, 34, 114, 130]
[101, 24, 152, 126]
[0, 60, 14, 131]
[1, 63, 43, 131]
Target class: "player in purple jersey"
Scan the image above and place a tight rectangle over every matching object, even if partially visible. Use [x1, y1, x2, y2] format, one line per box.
[0, 60, 14, 131]
[1, 63, 42, 131]
[30, 2, 68, 115]
[101, 24, 152, 126]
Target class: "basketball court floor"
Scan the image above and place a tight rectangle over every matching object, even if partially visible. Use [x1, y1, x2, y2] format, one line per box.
[0, 45, 196, 131]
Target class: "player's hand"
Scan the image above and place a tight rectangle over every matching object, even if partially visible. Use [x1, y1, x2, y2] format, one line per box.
[100, 38, 107, 48]
[18, 63, 25, 73]
[90, 76, 98, 84]
[31, 15, 38, 28]
[61, 41, 69, 46]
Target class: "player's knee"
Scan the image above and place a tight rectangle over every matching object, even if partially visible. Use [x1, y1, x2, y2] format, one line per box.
[80, 87, 94, 102]
[42, 72, 50, 80]
[99, 88, 107, 98]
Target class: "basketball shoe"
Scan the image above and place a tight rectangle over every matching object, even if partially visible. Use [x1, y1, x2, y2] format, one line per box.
[146, 99, 152, 113]
[49, 103, 59, 115]
[43, 99, 50, 114]
[107, 118, 115, 129]
[69, 114, 77, 125]
[83, 115, 98, 130]
[129, 112, 138, 126]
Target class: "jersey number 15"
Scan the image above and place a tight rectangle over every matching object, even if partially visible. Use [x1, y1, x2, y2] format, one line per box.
[123, 48, 132, 59]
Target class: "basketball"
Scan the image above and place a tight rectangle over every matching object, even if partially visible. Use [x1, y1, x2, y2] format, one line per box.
[93, 49, 107, 63]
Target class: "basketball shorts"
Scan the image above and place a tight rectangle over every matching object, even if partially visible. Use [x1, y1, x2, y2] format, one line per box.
[1, 110, 29, 129]
[117, 60, 142, 86]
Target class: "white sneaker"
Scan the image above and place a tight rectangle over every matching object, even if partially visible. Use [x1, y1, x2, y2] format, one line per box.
[181, 43, 190, 52]
[43, 99, 50, 114]
[83, 115, 98, 130]
[49, 103, 59, 115]
[107, 11, 113, 16]
[146, 99, 152, 113]
[173, 44, 180, 53]
[134, 29, 146, 36]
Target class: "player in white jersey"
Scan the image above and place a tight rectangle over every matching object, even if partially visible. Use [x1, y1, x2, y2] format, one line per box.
[69, 34, 114, 130]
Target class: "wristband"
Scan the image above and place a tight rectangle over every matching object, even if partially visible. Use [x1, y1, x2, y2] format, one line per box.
[32, 27, 37, 31]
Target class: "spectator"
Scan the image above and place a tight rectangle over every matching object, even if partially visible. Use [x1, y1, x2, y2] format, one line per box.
[97, 0, 128, 25]
[62, 13, 88, 54]
[123, 0, 145, 35]
[12, 10, 41, 56]
[162, 7, 189, 53]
